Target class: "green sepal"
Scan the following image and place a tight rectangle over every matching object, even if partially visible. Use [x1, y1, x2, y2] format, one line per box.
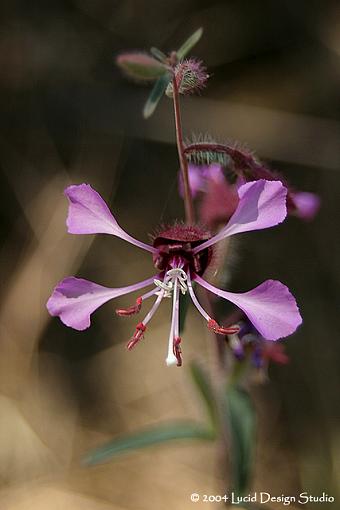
[185, 144, 230, 167]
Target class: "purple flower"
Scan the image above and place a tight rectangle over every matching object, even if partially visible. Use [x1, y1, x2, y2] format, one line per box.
[179, 164, 240, 227]
[290, 191, 320, 221]
[47, 180, 302, 366]
[179, 163, 225, 198]
[228, 319, 290, 369]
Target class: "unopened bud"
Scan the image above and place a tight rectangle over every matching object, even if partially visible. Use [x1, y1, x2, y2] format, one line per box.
[166, 58, 208, 96]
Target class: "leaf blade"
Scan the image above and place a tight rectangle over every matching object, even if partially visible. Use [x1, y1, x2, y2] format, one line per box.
[84, 421, 214, 466]
[143, 73, 172, 118]
[177, 27, 203, 60]
[225, 387, 256, 496]
[190, 362, 218, 430]
[116, 53, 168, 81]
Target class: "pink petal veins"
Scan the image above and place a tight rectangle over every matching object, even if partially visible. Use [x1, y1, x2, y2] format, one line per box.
[47, 275, 157, 330]
[65, 184, 157, 253]
[194, 179, 287, 253]
[194, 274, 302, 340]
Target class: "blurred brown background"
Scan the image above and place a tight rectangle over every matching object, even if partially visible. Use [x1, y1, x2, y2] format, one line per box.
[0, 1, 340, 508]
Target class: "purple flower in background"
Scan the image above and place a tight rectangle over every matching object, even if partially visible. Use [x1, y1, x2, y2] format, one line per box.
[181, 163, 320, 225]
[290, 191, 320, 221]
[179, 163, 225, 198]
[47, 180, 302, 366]
[179, 164, 239, 227]
[228, 318, 290, 369]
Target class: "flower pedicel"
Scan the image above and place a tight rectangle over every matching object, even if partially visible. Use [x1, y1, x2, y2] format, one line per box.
[47, 180, 302, 366]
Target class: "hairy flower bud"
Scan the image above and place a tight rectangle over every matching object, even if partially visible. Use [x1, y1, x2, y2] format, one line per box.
[166, 58, 209, 96]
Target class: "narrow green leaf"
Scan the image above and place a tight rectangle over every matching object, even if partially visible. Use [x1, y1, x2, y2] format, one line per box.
[116, 53, 168, 81]
[190, 362, 218, 430]
[84, 422, 214, 466]
[150, 46, 167, 62]
[225, 387, 256, 496]
[177, 27, 203, 60]
[143, 73, 172, 118]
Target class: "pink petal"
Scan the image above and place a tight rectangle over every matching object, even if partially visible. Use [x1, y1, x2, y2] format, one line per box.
[291, 191, 320, 221]
[179, 164, 226, 198]
[179, 165, 206, 198]
[194, 180, 287, 253]
[199, 177, 239, 227]
[65, 184, 156, 253]
[194, 274, 302, 340]
[47, 275, 156, 331]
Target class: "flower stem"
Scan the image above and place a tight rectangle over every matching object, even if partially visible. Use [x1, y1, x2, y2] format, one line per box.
[172, 76, 195, 224]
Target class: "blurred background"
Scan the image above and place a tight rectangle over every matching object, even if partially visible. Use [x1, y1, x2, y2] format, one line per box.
[0, 1, 340, 508]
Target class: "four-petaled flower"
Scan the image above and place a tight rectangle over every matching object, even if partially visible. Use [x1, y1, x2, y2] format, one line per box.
[47, 180, 302, 366]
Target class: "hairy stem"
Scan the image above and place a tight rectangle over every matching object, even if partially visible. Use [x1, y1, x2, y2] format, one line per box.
[172, 76, 195, 224]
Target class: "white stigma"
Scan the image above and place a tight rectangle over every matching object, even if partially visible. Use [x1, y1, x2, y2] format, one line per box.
[166, 268, 188, 294]
[153, 267, 187, 367]
[164, 271, 182, 368]
[166, 353, 178, 366]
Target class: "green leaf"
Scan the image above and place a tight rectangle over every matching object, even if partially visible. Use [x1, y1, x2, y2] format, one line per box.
[190, 362, 218, 430]
[150, 46, 167, 63]
[116, 53, 168, 81]
[84, 422, 214, 466]
[176, 27, 203, 60]
[143, 73, 172, 118]
[225, 387, 256, 496]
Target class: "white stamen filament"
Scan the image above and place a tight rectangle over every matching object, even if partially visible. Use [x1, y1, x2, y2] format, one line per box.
[186, 271, 211, 322]
[140, 287, 160, 301]
[142, 290, 165, 326]
[166, 278, 180, 366]
[174, 289, 179, 340]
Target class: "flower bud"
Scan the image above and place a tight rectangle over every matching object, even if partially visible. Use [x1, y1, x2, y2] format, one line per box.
[166, 58, 209, 96]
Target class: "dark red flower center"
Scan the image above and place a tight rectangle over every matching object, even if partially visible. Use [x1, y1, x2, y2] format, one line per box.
[152, 224, 213, 276]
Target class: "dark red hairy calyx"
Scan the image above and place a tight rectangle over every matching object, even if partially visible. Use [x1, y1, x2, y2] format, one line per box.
[152, 223, 213, 276]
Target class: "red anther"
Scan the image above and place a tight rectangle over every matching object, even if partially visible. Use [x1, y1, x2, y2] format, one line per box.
[173, 336, 182, 367]
[116, 297, 143, 317]
[207, 319, 240, 336]
[126, 322, 146, 350]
